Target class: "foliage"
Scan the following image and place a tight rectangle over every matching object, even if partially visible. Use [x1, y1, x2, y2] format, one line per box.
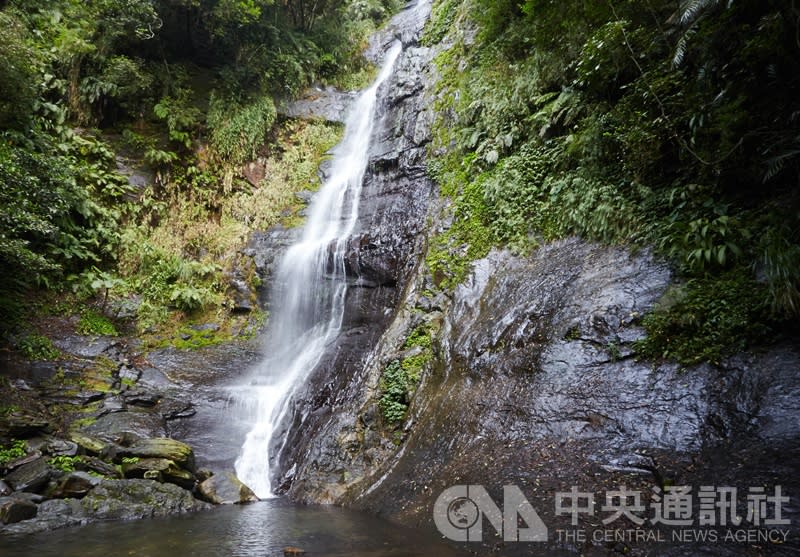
[0, 0, 400, 347]
[208, 94, 276, 165]
[379, 359, 410, 425]
[424, 0, 800, 364]
[77, 310, 118, 337]
[48, 455, 83, 473]
[17, 333, 60, 361]
[635, 273, 771, 366]
[0, 440, 27, 467]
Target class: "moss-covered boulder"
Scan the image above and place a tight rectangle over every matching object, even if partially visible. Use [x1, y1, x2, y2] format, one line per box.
[121, 457, 196, 490]
[80, 479, 209, 520]
[68, 431, 107, 455]
[119, 438, 196, 473]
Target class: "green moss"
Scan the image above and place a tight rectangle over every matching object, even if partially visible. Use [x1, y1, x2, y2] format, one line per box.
[404, 324, 433, 350]
[71, 416, 98, 429]
[164, 325, 231, 350]
[77, 310, 118, 337]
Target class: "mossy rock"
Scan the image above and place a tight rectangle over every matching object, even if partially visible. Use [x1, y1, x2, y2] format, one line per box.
[119, 438, 196, 473]
[121, 457, 196, 490]
[68, 431, 107, 455]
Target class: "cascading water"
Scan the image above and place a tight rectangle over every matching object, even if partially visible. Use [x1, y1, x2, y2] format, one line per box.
[234, 41, 403, 498]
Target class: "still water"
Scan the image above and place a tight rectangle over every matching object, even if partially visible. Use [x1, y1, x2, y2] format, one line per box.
[0, 500, 458, 557]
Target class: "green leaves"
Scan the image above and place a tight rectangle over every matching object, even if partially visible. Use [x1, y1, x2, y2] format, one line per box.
[379, 360, 410, 425]
[207, 94, 276, 165]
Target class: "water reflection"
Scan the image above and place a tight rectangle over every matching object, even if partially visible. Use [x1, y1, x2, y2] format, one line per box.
[0, 500, 457, 557]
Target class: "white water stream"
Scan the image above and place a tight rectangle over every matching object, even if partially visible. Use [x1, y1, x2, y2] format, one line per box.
[234, 41, 403, 498]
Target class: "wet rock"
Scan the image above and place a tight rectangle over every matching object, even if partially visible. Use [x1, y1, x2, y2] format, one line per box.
[84, 409, 167, 439]
[0, 498, 84, 535]
[0, 413, 49, 438]
[73, 390, 106, 405]
[119, 438, 196, 473]
[75, 456, 121, 479]
[3, 450, 41, 473]
[0, 480, 11, 496]
[122, 457, 196, 490]
[122, 387, 160, 407]
[115, 156, 153, 191]
[109, 294, 142, 320]
[46, 439, 78, 457]
[51, 335, 115, 359]
[246, 227, 301, 306]
[279, 86, 357, 122]
[161, 400, 196, 421]
[80, 479, 209, 520]
[4, 457, 52, 493]
[51, 471, 100, 498]
[229, 276, 254, 313]
[68, 431, 108, 455]
[196, 472, 258, 505]
[0, 498, 37, 524]
[295, 190, 314, 205]
[96, 396, 126, 414]
[118, 365, 140, 384]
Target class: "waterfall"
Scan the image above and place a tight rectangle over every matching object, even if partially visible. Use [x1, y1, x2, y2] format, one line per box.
[234, 41, 404, 498]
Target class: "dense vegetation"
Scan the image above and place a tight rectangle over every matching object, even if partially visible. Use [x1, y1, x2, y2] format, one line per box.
[424, 0, 800, 364]
[0, 0, 398, 348]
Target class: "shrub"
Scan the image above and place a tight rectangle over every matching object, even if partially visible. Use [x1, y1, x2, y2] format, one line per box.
[208, 94, 277, 165]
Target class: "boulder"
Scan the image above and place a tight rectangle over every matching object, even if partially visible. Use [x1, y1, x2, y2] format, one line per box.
[3, 457, 52, 493]
[0, 498, 37, 524]
[68, 431, 108, 454]
[51, 471, 100, 499]
[122, 457, 197, 490]
[75, 455, 122, 479]
[119, 438, 196, 473]
[46, 439, 78, 457]
[196, 472, 258, 505]
[80, 479, 209, 520]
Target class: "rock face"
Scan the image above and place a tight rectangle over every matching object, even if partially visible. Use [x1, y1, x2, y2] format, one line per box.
[251, 2, 800, 555]
[279, 86, 358, 123]
[266, 1, 436, 496]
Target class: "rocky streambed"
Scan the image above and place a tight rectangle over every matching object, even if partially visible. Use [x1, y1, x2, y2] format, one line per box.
[0, 330, 263, 535]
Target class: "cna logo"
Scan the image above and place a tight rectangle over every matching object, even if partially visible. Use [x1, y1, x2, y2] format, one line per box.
[433, 485, 549, 542]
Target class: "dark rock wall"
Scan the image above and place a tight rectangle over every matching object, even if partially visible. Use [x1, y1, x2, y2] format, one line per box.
[253, 2, 800, 554]
[268, 2, 437, 498]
